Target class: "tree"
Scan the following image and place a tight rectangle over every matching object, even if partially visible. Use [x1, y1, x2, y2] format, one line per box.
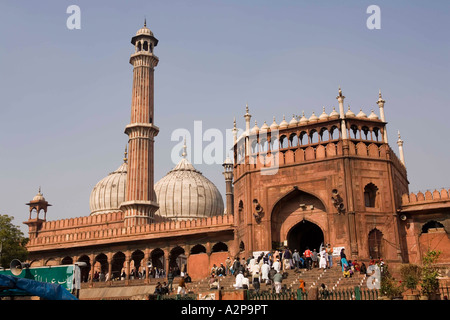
[420, 249, 441, 298]
[0, 214, 29, 268]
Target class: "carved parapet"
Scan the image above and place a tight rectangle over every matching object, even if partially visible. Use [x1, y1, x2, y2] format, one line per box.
[402, 188, 450, 205]
[27, 214, 234, 248]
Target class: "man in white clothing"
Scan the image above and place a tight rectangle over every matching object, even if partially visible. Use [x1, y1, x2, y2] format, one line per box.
[273, 259, 281, 273]
[234, 271, 245, 289]
[261, 262, 270, 283]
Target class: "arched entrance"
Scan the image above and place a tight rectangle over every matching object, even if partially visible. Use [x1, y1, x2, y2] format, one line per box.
[271, 187, 327, 252]
[287, 220, 324, 254]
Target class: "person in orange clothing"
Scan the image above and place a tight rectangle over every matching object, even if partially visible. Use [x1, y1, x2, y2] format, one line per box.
[304, 247, 312, 270]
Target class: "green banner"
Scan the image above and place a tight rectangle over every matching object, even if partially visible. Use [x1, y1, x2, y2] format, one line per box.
[0, 265, 75, 291]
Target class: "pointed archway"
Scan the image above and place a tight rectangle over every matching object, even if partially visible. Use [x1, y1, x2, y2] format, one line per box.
[270, 187, 327, 250]
[287, 220, 324, 254]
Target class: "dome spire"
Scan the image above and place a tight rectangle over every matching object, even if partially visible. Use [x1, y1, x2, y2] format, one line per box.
[182, 136, 187, 158]
[124, 145, 128, 163]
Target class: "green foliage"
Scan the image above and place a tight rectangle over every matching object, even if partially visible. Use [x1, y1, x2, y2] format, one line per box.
[380, 262, 403, 299]
[0, 214, 29, 268]
[420, 250, 441, 296]
[399, 264, 422, 290]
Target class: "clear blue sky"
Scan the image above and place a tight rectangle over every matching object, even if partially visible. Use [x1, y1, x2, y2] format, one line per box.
[1, 1, 449, 232]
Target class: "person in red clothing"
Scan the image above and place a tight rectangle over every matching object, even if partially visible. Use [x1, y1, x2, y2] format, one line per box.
[304, 247, 313, 270]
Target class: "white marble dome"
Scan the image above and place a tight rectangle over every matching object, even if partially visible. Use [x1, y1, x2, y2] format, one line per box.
[154, 156, 224, 221]
[89, 161, 127, 216]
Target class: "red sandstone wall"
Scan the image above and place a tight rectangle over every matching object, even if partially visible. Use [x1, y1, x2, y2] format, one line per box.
[188, 253, 209, 280]
[187, 252, 230, 281]
[420, 231, 450, 264]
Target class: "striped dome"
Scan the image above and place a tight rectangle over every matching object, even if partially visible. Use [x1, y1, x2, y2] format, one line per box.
[89, 161, 127, 215]
[154, 157, 224, 221]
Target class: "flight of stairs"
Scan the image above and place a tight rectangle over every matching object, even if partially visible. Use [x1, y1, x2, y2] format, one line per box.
[186, 266, 367, 296]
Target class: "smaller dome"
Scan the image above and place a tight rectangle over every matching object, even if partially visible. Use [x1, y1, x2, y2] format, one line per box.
[260, 121, 269, 131]
[368, 110, 379, 120]
[251, 121, 259, 134]
[309, 112, 319, 123]
[299, 111, 308, 125]
[89, 161, 127, 215]
[289, 115, 298, 127]
[223, 154, 233, 165]
[346, 106, 355, 118]
[319, 107, 329, 121]
[329, 107, 339, 119]
[136, 20, 154, 37]
[33, 189, 46, 202]
[356, 109, 367, 118]
[270, 117, 279, 130]
[279, 116, 289, 129]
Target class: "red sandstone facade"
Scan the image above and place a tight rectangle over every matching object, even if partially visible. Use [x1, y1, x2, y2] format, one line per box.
[23, 24, 450, 285]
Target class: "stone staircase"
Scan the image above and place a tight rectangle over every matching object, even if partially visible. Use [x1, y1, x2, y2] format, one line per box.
[187, 266, 367, 296]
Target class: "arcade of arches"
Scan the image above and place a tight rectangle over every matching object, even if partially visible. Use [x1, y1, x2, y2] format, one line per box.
[29, 241, 231, 283]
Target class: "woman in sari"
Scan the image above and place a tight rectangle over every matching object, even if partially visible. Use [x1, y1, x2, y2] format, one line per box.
[340, 248, 348, 273]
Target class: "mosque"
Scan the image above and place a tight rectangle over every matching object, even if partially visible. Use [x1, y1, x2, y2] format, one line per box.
[23, 23, 450, 285]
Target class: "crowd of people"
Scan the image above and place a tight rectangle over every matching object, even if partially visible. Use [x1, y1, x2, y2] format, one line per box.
[222, 244, 337, 294]
[89, 244, 386, 296]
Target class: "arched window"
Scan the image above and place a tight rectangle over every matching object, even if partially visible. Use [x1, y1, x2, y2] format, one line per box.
[364, 183, 378, 207]
[299, 132, 307, 145]
[280, 135, 288, 149]
[310, 130, 319, 144]
[289, 133, 299, 147]
[150, 248, 165, 271]
[238, 200, 244, 224]
[143, 41, 148, 51]
[368, 229, 383, 259]
[270, 137, 279, 152]
[191, 244, 207, 254]
[373, 127, 380, 142]
[319, 128, 329, 142]
[251, 140, 258, 154]
[330, 126, 338, 140]
[362, 126, 370, 140]
[350, 125, 359, 139]
[239, 241, 245, 252]
[422, 221, 445, 234]
[260, 138, 268, 153]
[212, 242, 228, 253]
[61, 256, 73, 265]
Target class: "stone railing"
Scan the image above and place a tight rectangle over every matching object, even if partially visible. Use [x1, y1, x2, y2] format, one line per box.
[234, 140, 399, 179]
[402, 189, 450, 205]
[27, 214, 234, 247]
[40, 211, 124, 231]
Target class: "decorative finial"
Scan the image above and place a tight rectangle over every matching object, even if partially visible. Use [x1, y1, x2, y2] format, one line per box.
[246, 102, 249, 114]
[233, 117, 236, 128]
[398, 130, 402, 140]
[124, 145, 128, 163]
[182, 136, 187, 158]
[144, 17, 147, 27]
[377, 89, 385, 104]
[38, 186, 42, 194]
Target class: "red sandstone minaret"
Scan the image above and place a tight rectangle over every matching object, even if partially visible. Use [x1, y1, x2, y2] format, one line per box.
[120, 20, 159, 226]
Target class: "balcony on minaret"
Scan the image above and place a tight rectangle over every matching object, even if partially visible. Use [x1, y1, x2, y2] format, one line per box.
[130, 20, 159, 66]
[23, 188, 52, 239]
